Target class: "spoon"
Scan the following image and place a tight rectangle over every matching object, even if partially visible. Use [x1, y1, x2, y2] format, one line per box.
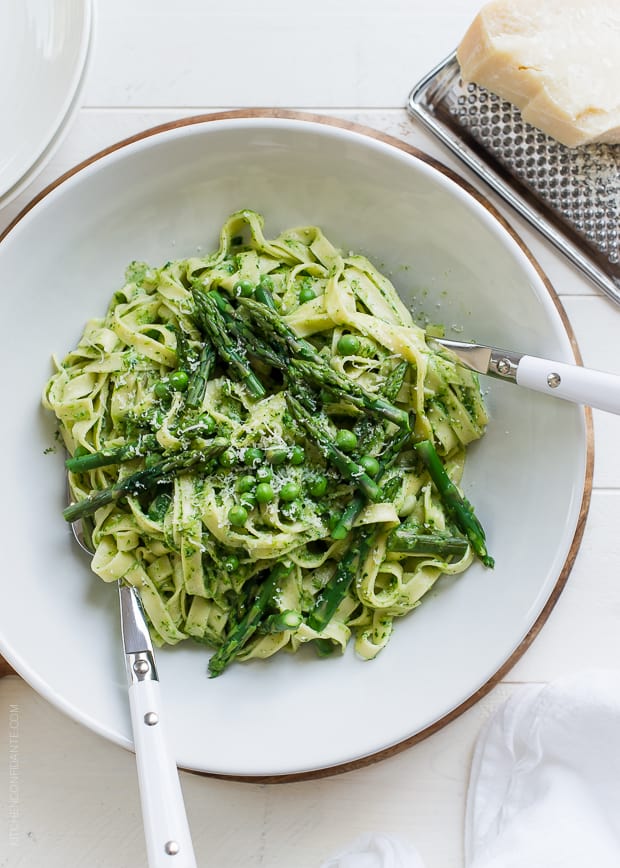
[431, 337, 620, 414]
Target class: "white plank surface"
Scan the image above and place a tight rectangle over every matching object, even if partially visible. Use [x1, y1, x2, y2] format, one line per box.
[85, 0, 479, 109]
[0, 673, 515, 868]
[2, 1, 619, 866]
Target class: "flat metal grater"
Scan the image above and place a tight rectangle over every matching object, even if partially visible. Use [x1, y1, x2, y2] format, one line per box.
[408, 52, 620, 306]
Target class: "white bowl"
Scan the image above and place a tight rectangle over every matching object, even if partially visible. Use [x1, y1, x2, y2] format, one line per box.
[0, 0, 92, 205]
[0, 114, 591, 777]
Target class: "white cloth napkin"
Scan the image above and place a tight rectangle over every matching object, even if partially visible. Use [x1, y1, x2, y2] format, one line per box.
[465, 669, 620, 868]
[321, 670, 620, 867]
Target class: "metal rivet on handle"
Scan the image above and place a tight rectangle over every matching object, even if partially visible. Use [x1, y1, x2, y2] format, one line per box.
[547, 372, 562, 388]
[497, 358, 512, 376]
[164, 840, 180, 856]
[144, 712, 159, 726]
[133, 659, 150, 676]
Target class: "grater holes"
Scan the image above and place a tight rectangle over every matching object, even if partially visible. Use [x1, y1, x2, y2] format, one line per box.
[442, 73, 620, 268]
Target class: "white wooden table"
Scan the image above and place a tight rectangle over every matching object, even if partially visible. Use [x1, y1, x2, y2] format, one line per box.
[2, 2, 620, 865]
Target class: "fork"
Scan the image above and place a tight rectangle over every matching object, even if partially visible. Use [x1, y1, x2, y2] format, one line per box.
[69, 510, 197, 868]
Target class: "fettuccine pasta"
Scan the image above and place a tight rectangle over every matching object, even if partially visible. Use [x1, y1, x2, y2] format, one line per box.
[44, 210, 491, 676]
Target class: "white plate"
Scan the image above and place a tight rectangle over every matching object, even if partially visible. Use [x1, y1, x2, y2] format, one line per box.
[0, 115, 591, 777]
[0, 0, 92, 203]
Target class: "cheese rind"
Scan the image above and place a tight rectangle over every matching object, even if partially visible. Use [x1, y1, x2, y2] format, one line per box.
[457, 0, 620, 148]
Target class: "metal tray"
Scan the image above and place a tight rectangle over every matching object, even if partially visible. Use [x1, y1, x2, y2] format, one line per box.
[407, 52, 620, 306]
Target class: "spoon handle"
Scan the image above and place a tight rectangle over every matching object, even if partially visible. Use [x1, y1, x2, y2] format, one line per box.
[127, 675, 197, 868]
[516, 356, 620, 414]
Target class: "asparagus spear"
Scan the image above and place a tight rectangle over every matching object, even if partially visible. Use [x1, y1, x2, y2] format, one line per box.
[208, 560, 295, 677]
[414, 439, 494, 568]
[330, 424, 412, 540]
[237, 297, 408, 428]
[307, 526, 377, 632]
[65, 408, 220, 473]
[65, 435, 159, 472]
[186, 340, 216, 409]
[383, 360, 409, 402]
[237, 295, 309, 355]
[207, 290, 284, 370]
[257, 610, 303, 634]
[386, 526, 469, 558]
[350, 360, 410, 455]
[290, 358, 408, 427]
[313, 638, 337, 657]
[174, 326, 192, 372]
[193, 290, 266, 398]
[253, 281, 279, 311]
[64, 437, 229, 522]
[286, 373, 321, 414]
[306, 545, 359, 632]
[286, 395, 382, 502]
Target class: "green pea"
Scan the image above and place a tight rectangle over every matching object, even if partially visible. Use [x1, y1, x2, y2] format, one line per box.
[359, 455, 380, 477]
[256, 465, 273, 482]
[258, 275, 274, 291]
[233, 279, 254, 298]
[282, 499, 302, 519]
[337, 333, 361, 355]
[308, 475, 328, 497]
[289, 445, 305, 465]
[197, 414, 216, 436]
[236, 474, 256, 494]
[266, 447, 288, 465]
[335, 429, 358, 453]
[243, 447, 264, 467]
[154, 380, 171, 400]
[241, 492, 257, 509]
[228, 505, 248, 527]
[280, 481, 301, 502]
[298, 286, 317, 304]
[223, 554, 239, 572]
[219, 448, 237, 468]
[169, 370, 189, 392]
[256, 482, 275, 504]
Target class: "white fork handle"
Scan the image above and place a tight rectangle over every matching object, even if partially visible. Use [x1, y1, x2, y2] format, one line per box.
[128, 678, 197, 868]
[516, 356, 620, 414]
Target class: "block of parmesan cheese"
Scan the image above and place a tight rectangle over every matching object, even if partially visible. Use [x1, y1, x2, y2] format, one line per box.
[457, 0, 620, 148]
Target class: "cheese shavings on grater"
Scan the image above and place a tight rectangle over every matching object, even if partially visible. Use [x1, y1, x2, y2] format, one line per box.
[408, 52, 620, 306]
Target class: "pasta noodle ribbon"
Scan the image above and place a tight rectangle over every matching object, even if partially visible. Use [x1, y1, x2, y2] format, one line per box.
[44, 210, 490, 675]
